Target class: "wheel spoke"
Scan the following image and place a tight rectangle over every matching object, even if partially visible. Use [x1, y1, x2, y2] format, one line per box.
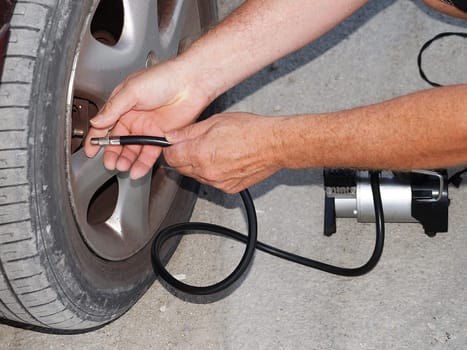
[70, 148, 116, 211]
[159, 0, 200, 57]
[70, 149, 154, 260]
[120, 0, 165, 57]
[106, 171, 152, 244]
[73, 0, 162, 105]
[73, 32, 134, 106]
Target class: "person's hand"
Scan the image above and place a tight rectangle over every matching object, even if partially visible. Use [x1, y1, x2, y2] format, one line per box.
[164, 112, 285, 193]
[84, 59, 213, 179]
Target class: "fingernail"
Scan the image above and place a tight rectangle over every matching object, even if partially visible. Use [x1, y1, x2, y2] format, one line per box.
[90, 114, 107, 126]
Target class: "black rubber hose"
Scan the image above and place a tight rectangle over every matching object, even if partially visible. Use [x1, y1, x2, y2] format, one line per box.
[151, 171, 384, 296]
[254, 171, 385, 276]
[417, 32, 467, 87]
[151, 190, 257, 296]
[118, 135, 171, 147]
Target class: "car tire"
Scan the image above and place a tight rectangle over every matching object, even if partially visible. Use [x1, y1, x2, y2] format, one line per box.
[0, 0, 217, 332]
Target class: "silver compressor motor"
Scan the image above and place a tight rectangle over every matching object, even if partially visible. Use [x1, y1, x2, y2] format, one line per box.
[323, 169, 449, 236]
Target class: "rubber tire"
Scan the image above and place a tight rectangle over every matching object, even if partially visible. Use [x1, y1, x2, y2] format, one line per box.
[0, 0, 217, 332]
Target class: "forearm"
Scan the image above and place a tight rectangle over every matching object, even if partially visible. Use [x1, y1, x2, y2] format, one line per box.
[277, 85, 467, 170]
[177, 0, 367, 101]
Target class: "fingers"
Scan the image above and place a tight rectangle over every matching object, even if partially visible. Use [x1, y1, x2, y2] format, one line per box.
[126, 116, 164, 179]
[90, 84, 137, 129]
[163, 113, 279, 193]
[164, 120, 214, 168]
[165, 119, 212, 145]
[84, 80, 138, 158]
[129, 144, 162, 179]
[99, 114, 133, 170]
[164, 141, 194, 169]
[103, 113, 165, 179]
[84, 125, 112, 158]
[171, 164, 273, 194]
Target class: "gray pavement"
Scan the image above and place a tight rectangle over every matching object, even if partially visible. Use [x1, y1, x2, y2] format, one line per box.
[1, 0, 467, 349]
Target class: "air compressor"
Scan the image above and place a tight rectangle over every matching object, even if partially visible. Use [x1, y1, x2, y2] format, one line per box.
[323, 169, 449, 237]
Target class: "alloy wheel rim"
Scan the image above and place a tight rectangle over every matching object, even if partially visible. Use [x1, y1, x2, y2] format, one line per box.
[66, 0, 202, 261]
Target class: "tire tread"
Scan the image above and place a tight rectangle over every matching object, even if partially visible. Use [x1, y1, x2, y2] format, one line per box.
[0, 0, 98, 330]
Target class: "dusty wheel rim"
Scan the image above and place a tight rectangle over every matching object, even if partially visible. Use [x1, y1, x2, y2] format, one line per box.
[66, 0, 204, 261]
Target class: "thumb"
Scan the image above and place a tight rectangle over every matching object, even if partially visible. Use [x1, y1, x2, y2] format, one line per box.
[90, 86, 136, 128]
[165, 120, 211, 144]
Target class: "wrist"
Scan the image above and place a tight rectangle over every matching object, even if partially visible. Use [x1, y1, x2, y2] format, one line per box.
[269, 117, 294, 169]
[173, 46, 222, 105]
[271, 115, 322, 170]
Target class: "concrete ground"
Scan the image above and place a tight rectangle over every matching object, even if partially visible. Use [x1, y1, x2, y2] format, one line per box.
[1, 0, 467, 349]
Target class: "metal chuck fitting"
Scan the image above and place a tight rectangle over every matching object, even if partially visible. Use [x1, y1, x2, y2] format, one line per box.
[90, 136, 122, 145]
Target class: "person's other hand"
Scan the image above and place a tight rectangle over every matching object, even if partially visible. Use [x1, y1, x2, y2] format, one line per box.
[164, 113, 284, 193]
[84, 60, 213, 179]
